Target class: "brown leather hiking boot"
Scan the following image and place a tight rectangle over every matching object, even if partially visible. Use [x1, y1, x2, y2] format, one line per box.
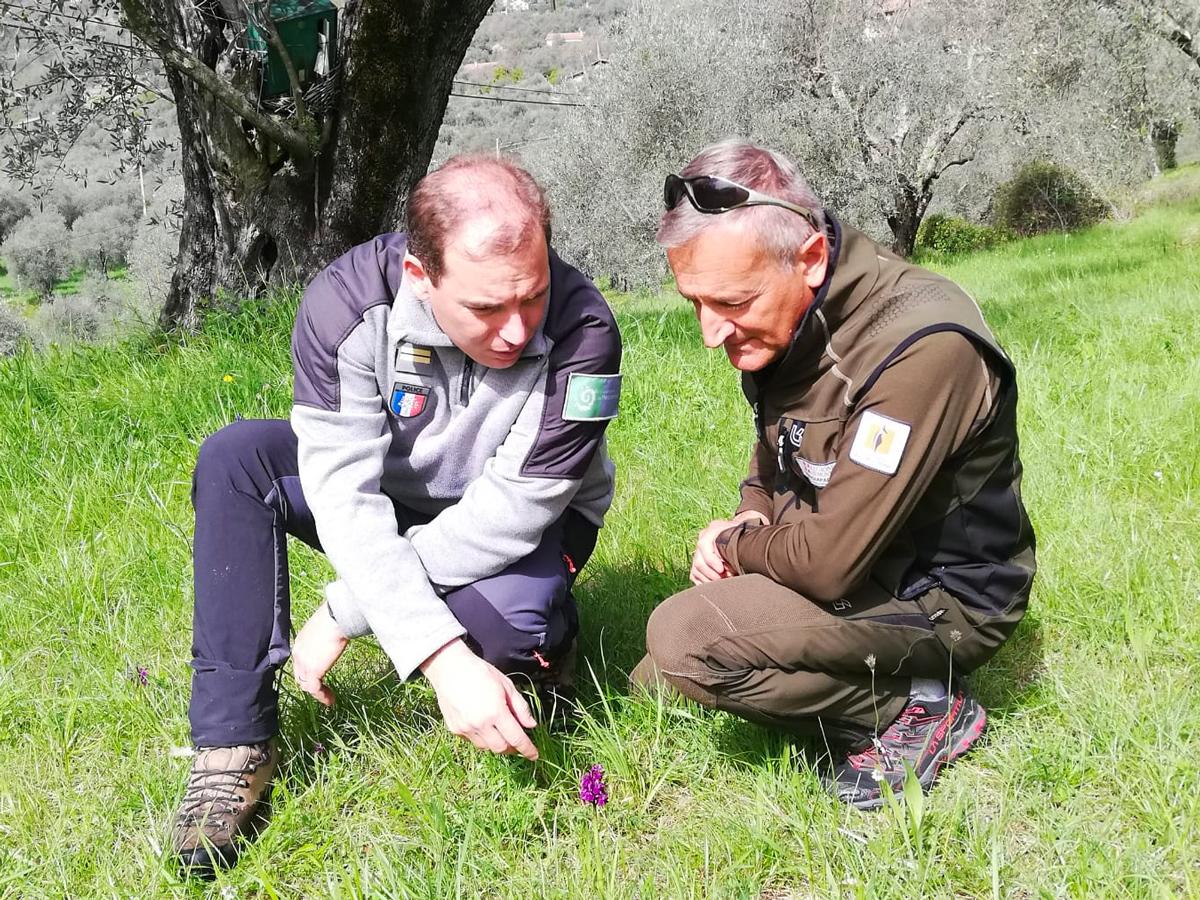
[171, 741, 279, 875]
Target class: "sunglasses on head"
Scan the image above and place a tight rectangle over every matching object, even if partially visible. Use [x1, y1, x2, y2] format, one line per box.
[663, 174, 818, 227]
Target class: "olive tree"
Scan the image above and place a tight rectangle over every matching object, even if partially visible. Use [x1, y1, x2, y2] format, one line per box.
[1, 211, 71, 297]
[2, 0, 494, 330]
[528, 0, 774, 286]
[1091, 0, 1200, 171]
[532, 0, 1040, 275]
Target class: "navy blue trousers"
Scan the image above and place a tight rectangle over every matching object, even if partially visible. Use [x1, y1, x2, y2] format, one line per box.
[188, 418, 597, 747]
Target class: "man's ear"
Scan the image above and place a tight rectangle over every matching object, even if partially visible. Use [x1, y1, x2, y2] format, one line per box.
[403, 252, 432, 300]
[795, 230, 829, 290]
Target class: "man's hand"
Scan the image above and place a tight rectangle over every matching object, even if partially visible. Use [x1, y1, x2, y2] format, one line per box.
[292, 601, 349, 707]
[691, 511, 769, 585]
[420, 638, 539, 761]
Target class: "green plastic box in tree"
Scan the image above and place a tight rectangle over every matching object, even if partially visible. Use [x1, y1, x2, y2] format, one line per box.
[245, 0, 338, 99]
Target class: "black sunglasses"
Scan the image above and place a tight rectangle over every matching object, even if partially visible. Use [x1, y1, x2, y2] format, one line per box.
[664, 174, 818, 226]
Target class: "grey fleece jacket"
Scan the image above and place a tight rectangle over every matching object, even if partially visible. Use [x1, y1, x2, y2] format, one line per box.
[290, 233, 621, 680]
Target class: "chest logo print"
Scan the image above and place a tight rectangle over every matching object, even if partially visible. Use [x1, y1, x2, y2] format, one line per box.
[794, 454, 836, 488]
[849, 410, 911, 475]
[390, 382, 430, 418]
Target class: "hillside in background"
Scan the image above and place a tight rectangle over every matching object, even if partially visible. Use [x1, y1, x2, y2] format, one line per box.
[436, 0, 628, 159]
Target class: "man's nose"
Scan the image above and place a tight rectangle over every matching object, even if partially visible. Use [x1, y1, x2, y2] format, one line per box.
[697, 305, 735, 349]
[498, 310, 530, 347]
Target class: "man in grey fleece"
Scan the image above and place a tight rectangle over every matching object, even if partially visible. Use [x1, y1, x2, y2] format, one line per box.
[171, 156, 622, 874]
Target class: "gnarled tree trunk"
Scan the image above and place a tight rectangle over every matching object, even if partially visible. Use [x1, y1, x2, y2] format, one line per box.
[121, 0, 492, 330]
[886, 179, 929, 259]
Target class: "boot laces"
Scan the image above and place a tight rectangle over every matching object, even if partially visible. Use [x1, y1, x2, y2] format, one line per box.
[847, 702, 943, 774]
[177, 745, 267, 831]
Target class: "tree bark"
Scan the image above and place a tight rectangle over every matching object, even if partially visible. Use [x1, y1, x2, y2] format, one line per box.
[122, 0, 493, 331]
[886, 179, 929, 258]
[1150, 119, 1179, 172]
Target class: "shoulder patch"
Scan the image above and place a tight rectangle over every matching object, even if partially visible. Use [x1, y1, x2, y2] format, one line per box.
[563, 372, 621, 422]
[849, 410, 911, 475]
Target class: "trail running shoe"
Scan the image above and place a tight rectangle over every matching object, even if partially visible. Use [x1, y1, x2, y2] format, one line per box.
[171, 741, 279, 876]
[828, 684, 986, 811]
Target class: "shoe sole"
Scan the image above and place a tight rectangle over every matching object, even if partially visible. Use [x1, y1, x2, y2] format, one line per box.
[847, 693, 988, 812]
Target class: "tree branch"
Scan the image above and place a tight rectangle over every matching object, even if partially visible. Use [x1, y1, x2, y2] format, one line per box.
[118, 0, 312, 159]
[253, 0, 311, 124]
[937, 154, 975, 176]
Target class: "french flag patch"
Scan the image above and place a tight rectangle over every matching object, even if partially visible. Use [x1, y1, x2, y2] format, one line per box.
[389, 382, 430, 418]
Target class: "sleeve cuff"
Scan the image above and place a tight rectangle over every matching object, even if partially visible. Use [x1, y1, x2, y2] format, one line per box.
[322, 579, 467, 680]
[324, 579, 371, 639]
[385, 622, 468, 682]
[715, 522, 747, 572]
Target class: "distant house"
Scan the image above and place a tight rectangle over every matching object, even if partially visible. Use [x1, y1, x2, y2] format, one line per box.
[545, 31, 585, 47]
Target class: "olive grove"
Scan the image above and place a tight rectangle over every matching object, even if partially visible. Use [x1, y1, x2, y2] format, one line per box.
[530, 0, 1199, 284]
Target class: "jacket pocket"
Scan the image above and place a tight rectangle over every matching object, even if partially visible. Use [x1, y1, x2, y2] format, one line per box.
[896, 571, 941, 602]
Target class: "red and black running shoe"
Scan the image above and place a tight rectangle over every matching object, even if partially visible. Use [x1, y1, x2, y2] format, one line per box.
[827, 684, 987, 811]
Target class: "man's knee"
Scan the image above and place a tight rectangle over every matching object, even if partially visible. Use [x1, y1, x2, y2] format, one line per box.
[644, 589, 726, 683]
[194, 420, 255, 491]
[446, 580, 576, 677]
[193, 419, 291, 503]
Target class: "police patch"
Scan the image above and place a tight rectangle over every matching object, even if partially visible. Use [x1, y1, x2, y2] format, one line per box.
[849, 410, 911, 475]
[389, 382, 430, 418]
[563, 373, 621, 421]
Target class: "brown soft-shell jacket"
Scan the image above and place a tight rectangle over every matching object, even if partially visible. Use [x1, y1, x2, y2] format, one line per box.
[721, 216, 1036, 624]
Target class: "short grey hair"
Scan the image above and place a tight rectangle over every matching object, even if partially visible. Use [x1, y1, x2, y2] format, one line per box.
[657, 139, 826, 267]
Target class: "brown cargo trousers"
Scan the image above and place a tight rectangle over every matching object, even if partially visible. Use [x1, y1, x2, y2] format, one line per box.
[630, 572, 1022, 745]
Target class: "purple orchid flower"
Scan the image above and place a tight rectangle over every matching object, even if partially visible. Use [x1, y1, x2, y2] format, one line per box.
[579, 764, 608, 807]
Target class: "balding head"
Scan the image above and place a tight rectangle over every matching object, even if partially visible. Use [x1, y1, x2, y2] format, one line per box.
[405, 155, 552, 285]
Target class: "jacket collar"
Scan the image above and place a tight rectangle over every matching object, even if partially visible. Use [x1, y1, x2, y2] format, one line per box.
[753, 213, 886, 381]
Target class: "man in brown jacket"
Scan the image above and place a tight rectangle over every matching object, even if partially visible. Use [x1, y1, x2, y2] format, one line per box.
[631, 140, 1036, 810]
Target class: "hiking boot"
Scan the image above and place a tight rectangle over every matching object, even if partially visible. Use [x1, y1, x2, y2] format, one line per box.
[171, 741, 279, 875]
[827, 684, 986, 811]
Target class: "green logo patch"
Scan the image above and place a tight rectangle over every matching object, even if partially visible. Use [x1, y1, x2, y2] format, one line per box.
[563, 373, 622, 422]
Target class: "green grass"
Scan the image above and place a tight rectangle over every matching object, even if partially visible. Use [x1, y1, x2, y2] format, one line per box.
[1, 192, 1198, 897]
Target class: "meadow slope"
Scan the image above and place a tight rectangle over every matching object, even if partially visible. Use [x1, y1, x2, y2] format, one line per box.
[0, 189, 1198, 897]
